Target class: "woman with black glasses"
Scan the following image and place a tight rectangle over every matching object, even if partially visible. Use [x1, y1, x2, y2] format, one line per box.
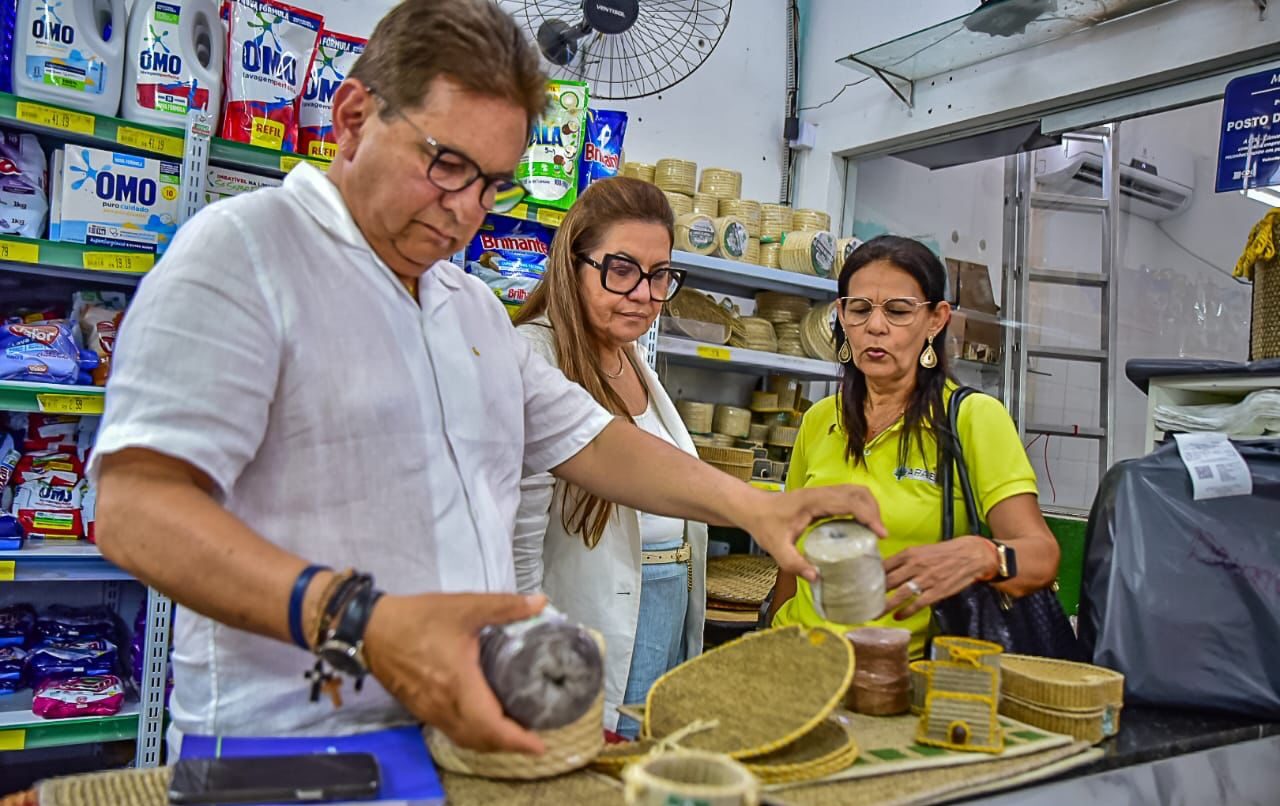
[511, 177, 702, 739]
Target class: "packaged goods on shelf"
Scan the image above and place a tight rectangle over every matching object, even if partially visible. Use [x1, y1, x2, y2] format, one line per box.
[655, 158, 696, 195]
[0, 319, 100, 385]
[675, 212, 715, 255]
[33, 674, 124, 718]
[578, 108, 626, 193]
[791, 208, 832, 232]
[691, 192, 719, 217]
[205, 164, 281, 204]
[621, 161, 655, 183]
[518, 79, 589, 211]
[0, 128, 48, 238]
[464, 215, 553, 307]
[0, 3, 15, 94]
[71, 291, 127, 385]
[836, 236, 862, 267]
[221, 0, 324, 152]
[123, 0, 225, 128]
[760, 204, 793, 239]
[698, 167, 741, 200]
[719, 199, 761, 238]
[49, 146, 182, 254]
[779, 230, 836, 277]
[710, 215, 748, 261]
[664, 190, 693, 217]
[0, 645, 24, 692]
[296, 29, 365, 160]
[12, 0, 127, 116]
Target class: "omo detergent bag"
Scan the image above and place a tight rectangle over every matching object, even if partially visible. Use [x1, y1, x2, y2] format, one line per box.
[295, 28, 363, 160]
[221, 0, 323, 152]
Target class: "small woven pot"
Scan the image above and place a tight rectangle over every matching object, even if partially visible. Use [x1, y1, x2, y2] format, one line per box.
[624, 750, 759, 806]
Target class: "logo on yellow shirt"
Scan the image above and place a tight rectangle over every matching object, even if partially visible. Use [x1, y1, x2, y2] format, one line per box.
[894, 466, 936, 483]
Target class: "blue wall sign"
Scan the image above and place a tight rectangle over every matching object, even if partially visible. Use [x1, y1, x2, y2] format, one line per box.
[1216, 67, 1280, 193]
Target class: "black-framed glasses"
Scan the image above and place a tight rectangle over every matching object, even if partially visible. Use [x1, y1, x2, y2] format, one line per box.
[837, 296, 930, 326]
[579, 254, 687, 302]
[370, 87, 527, 213]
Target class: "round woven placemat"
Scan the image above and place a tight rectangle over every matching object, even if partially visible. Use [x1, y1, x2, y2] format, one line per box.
[705, 553, 779, 604]
[656, 158, 697, 195]
[743, 716, 859, 785]
[692, 192, 721, 217]
[664, 190, 693, 217]
[644, 625, 853, 759]
[622, 162, 656, 184]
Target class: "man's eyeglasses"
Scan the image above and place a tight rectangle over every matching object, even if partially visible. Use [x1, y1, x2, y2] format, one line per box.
[370, 87, 527, 213]
[837, 296, 930, 326]
[579, 254, 687, 302]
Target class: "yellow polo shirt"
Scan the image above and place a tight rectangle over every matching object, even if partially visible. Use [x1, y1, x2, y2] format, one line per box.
[772, 385, 1037, 657]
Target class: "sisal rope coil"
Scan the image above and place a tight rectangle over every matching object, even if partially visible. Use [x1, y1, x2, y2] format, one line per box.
[675, 213, 716, 255]
[719, 199, 762, 237]
[656, 158, 698, 195]
[760, 204, 793, 239]
[692, 192, 721, 217]
[698, 167, 743, 200]
[779, 230, 836, 277]
[791, 208, 832, 232]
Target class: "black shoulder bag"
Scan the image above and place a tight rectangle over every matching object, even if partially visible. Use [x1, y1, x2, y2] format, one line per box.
[931, 386, 1085, 661]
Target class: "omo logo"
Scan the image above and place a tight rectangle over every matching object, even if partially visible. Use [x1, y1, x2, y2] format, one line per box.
[303, 41, 349, 103]
[242, 41, 297, 85]
[33, 1, 75, 44]
[68, 151, 158, 206]
[140, 22, 182, 75]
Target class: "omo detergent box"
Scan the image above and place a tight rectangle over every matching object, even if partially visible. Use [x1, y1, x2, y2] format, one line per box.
[516, 80, 588, 211]
[296, 29, 365, 160]
[50, 147, 181, 254]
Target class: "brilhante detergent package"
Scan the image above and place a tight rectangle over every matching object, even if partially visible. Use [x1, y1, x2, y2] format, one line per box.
[578, 108, 626, 194]
[221, 0, 323, 152]
[296, 29, 364, 160]
[464, 216, 553, 308]
[50, 147, 181, 254]
[517, 79, 588, 211]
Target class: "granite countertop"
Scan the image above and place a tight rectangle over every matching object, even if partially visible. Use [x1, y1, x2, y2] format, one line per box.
[1066, 705, 1279, 775]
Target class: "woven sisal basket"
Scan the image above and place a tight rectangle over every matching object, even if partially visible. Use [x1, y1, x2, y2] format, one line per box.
[699, 167, 743, 200]
[1251, 258, 1280, 360]
[676, 213, 717, 255]
[623, 162, 657, 183]
[677, 400, 716, 434]
[656, 158, 698, 195]
[624, 750, 759, 806]
[1000, 654, 1124, 712]
[713, 405, 753, 438]
[999, 693, 1120, 745]
[760, 204, 793, 239]
[791, 208, 832, 232]
[705, 553, 779, 605]
[720, 199, 762, 237]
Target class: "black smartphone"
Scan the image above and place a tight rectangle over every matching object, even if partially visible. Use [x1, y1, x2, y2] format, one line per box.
[168, 752, 381, 804]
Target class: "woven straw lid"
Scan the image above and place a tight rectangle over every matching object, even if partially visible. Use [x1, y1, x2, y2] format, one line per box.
[656, 158, 697, 195]
[644, 625, 853, 759]
[780, 230, 836, 277]
[800, 302, 838, 363]
[1000, 654, 1124, 712]
[791, 208, 832, 232]
[696, 444, 754, 467]
[622, 162, 657, 183]
[675, 212, 716, 255]
[760, 204, 793, 239]
[705, 553, 779, 604]
[720, 199, 762, 237]
[664, 190, 694, 217]
[677, 400, 715, 434]
[691, 192, 721, 217]
[755, 291, 811, 324]
[699, 167, 743, 200]
[743, 716, 859, 785]
[999, 693, 1119, 745]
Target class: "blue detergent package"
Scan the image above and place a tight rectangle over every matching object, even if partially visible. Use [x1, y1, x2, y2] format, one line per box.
[0, 646, 25, 693]
[464, 217, 553, 308]
[578, 109, 627, 194]
[0, 0, 15, 95]
[0, 604, 34, 648]
[0, 510, 22, 551]
[26, 639, 117, 688]
[35, 606, 116, 644]
[0, 321, 100, 384]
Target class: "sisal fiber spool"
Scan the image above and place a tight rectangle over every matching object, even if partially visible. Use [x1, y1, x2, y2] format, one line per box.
[791, 208, 832, 232]
[664, 191, 694, 217]
[622, 162, 657, 183]
[759, 242, 781, 268]
[779, 230, 836, 277]
[698, 167, 743, 200]
[656, 158, 697, 195]
[692, 192, 721, 217]
[760, 204, 793, 239]
[802, 519, 885, 625]
[713, 405, 752, 438]
[623, 750, 759, 806]
[712, 216, 749, 261]
[744, 237, 761, 265]
[677, 400, 715, 435]
[845, 627, 912, 716]
[719, 199, 762, 237]
[675, 213, 716, 255]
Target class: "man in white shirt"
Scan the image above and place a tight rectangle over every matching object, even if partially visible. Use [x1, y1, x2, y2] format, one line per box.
[90, 0, 884, 754]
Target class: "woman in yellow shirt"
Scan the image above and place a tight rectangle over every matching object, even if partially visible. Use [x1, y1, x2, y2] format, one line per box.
[769, 235, 1060, 657]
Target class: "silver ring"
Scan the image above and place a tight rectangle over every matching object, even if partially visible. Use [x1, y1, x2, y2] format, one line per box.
[906, 580, 922, 597]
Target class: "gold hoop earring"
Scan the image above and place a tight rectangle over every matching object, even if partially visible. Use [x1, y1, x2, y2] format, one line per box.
[919, 335, 938, 369]
[837, 340, 852, 364]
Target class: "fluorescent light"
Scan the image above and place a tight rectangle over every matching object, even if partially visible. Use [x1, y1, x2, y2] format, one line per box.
[1247, 187, 1280, 207]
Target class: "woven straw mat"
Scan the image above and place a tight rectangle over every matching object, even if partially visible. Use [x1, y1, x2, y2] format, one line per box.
[744, 715, 859, 785]
[36, 766, 171, 806]
[441, 767, 625, 805]
[705, 553, 779, 604]
[643, 625, 853, 758]
[590, 736, 662, 777]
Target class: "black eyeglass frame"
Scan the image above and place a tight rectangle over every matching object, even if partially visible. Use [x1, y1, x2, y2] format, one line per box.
[578, 253, 688, 302]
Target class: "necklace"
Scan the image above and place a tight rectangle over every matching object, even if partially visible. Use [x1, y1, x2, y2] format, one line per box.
[604, 350, 626, 379]
[866, 406, 905, 441]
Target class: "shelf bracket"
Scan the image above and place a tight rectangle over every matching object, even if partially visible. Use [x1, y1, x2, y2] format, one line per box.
[845, 57, 914, 109]
[135, 587, 172, 768]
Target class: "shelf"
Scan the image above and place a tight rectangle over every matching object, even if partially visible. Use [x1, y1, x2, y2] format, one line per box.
[658, 336, 841, 380]
[0, 381, 105, 415]
[837, 0, 1175, 106]
[1148, 374, 1280, 395]
[493, 201, 567, 229]
[0, 541, 130, 582]
[0, 92, 325, 178]
[0, 236, 152, 287]
[673, 251, 838, 301]
[0, 691, 139, 750]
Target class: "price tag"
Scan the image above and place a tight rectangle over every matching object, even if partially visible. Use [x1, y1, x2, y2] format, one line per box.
[83, 251, 154, 274]
[0, 560, 13, 581]
[1174, 432, 1253, 500]
[695, 345, 732, 361]
[535, 208, 565, 227]
[0, 729, 25, 751]
[15, 101, 95, 136]
[37, 394, 105, 415]
[279, 155, 330, 173]
[117, 126, 184, 158]
[0, 240, 39, 264]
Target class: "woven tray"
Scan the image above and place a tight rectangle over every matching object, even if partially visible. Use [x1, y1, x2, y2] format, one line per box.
[999, 692, 1120, 745]
[695, 444, 755, 466]
[644, 626, 853, 759]
[1000, 654, 1124, 712]
[743, 715, 860, 785]
[705, 553, 779, 604]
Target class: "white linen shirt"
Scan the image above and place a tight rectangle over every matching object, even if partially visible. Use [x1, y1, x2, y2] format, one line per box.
[87, 163, 615, 741]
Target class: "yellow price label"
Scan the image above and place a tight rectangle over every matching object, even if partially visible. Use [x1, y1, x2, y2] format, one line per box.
[535, 208, 565, 227]
[117, 126, 184, 158]
[279, 154, 330, 173]
[695, 345, 732, 361]
[83, 251, 154, 273]
[0, 240, 39, 264]
[307, 140, 338, 160]
[250, 116, 285, 150]
[0, 560, 13, 581]
[0, 729, 25, 751]
[750, 481, 783, 493]
[15, 101, 95, 136]
[37, 394, 105, 415]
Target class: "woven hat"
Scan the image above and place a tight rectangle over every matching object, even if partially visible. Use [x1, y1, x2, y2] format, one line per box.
[705, 554, 778, 605]
[644, 626, 853, 758]
[742, 716, 859, 785]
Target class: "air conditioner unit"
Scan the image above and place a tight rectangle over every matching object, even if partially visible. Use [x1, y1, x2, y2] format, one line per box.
[1036, 139, 1194, 220]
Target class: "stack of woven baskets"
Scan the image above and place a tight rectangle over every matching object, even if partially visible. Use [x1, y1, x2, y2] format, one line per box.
[997, 655, 1125, 745]
[704, 553, 778, 625]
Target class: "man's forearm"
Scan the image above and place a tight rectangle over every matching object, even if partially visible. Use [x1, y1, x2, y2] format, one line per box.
[95, 449, 328, 646]
[552, 420, 767, 528]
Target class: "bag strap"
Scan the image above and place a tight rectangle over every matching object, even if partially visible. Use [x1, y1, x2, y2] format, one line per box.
[940, 386, 982, 540]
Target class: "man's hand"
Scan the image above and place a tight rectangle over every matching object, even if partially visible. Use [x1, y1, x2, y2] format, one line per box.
[362, 592, 549, 754]
[736, 485, 887, 582]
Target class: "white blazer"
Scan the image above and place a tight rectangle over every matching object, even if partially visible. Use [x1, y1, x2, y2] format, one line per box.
[513, 319, 708, 731]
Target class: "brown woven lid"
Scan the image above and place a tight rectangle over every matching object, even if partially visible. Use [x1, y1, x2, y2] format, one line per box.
[705, 553, 779, 604]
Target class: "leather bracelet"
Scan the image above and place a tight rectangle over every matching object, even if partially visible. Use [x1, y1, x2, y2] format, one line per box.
[288, 564, 330, 649]
[307, 569, 352, 651]
[315, 572, 367, 649]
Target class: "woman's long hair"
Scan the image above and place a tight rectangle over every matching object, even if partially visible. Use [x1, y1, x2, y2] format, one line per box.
[833, 235, 953, 475]
[514, 177, 675, 548]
